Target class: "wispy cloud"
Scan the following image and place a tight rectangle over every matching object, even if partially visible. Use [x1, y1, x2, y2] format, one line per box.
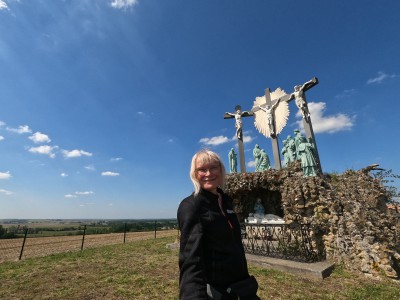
[28, 145, 58, 158]
[101, 171, 120, 176]
[7, 125, 32, 134]
[367, 71, 397, 84]
[75, 191, 94, 195]
[0, 171, 11, 179]
[242, 135, 254, 144]
[62, 149, 92, 158]
[199, 135, 230, 146]
[110, 157, 123, 162]
[335, 89, 357, 99]
[29, 132, 51, 143]
[64, 194, 77, 198]
[0, 189, 13, 195]
[60, 173, 68, 177]
[110, 0, 138, 10]
[247, 161, 256, 168]
[85, 165, 96, 171]
[296, 102, 355, 134]
[0, 136, 4, 141]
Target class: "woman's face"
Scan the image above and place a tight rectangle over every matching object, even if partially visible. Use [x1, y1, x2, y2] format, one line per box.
[195, 159, 221, 194]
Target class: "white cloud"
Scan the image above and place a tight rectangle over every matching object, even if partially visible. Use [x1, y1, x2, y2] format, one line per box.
[110, 0, 138, 10]
[29, 132, 51, 143]
[61, 173, 68, 177]
[0, 121, 5, 127]
[0, 1, 8, 10]
[296, 102, 355, 134]
[75, 191, 94, 195]
[64, 194, 76, 198]
[199, 135, 230, 146]
[242, 135, 253, 143]
[110, 157, 123, 162]
[0, 171, 11, 179]
[28, 145, 57, 158]
[367, 71, 397, 84]
[102, 171, 120, 176]
[0, 189, 13, 195]
[7, 125, 32, 134]
[0, 136, 4, 141]
[62, 149, 92, 158]
[79, 202, 95, 207]
[247, 161, 256, 168]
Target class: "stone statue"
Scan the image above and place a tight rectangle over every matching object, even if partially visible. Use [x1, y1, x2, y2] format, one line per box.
[253, 198, 265, 217]
[224, 105, 253, 140]
[256, 98, 281, 137]
[228, 148, 237, 173]
[293, 129, 304, 160]
[286, 135, 297, 164]
[259, 149, 271, 171]
[289, 79, 314, 119]
[297, 137, 318, 177]
[281, 139, 289, 167]
[253, 144, 261, 171]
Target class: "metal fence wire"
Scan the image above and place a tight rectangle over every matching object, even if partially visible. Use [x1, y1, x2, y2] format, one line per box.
[241, 223, 325, 263]
[0, 223, 177, 263]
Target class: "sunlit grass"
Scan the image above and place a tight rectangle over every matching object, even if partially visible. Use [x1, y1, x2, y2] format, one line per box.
[1, 237, 399, 299]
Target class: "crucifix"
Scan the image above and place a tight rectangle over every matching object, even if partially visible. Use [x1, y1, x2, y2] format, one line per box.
[252, 89, 284, 169]
[287, 77, 322, 173]
[224, 105, 253, 173]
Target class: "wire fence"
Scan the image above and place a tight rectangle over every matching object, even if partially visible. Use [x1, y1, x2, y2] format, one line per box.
[0, 222, 178, 263]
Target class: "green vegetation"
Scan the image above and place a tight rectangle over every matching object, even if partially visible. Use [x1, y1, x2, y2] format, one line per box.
[1, 237, 399, 299]
[372, 168, 400, 203]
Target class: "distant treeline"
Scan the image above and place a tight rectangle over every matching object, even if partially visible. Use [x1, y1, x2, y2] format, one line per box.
[0, 219, 178, 239]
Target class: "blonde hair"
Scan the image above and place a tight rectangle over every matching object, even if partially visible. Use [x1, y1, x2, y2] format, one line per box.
[190, 149, 226, 195]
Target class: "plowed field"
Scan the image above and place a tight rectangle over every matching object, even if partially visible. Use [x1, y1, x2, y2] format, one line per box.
[0, 230, 177, 263]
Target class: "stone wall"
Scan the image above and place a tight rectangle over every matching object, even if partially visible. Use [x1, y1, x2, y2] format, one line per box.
[224, 162, 400, 278]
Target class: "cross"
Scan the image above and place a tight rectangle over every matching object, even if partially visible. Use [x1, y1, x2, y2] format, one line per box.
[224, 105, 253, 173]
[286, 77, 322, 173]
[252, 89, 283, 169]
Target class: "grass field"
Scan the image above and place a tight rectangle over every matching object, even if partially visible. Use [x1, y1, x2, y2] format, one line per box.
[1, 236, 400, 299]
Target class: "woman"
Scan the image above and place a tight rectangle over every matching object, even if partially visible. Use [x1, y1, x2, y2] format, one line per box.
[177, 149, 260, 300]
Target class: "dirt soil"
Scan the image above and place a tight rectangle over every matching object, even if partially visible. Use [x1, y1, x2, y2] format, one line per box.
[0, 230, 177, 263]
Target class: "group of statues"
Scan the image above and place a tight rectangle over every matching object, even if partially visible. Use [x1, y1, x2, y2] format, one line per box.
[225, 78, 321, 177]
[228, 144, 272, 173]
[252, 144, 271, 171]
[281, 129, 318, 177]
[228, 128, 318, 177]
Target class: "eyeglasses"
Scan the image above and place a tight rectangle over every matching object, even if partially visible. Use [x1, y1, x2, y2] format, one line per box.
[196, 165, 220, 175]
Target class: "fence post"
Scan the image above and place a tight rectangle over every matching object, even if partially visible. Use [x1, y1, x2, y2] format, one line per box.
[154, 220, 157, 239]
[123, 223, 127, 244]
[81, 225, 86, 251]
[19, 228, 29, 260]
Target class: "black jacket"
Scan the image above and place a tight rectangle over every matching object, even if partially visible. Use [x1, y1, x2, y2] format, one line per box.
[177, 188, 249, 300]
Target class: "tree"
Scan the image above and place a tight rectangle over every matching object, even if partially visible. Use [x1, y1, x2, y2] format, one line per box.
[372, 168, 400, 212]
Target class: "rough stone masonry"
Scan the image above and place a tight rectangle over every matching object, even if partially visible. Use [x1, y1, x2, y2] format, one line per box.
[224, 161, 400, 278]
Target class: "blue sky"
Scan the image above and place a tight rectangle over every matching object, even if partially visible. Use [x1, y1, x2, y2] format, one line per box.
[1, 0, 399, 219]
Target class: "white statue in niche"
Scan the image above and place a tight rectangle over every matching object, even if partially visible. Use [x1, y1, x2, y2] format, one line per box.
[246, 198, 285, 225]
